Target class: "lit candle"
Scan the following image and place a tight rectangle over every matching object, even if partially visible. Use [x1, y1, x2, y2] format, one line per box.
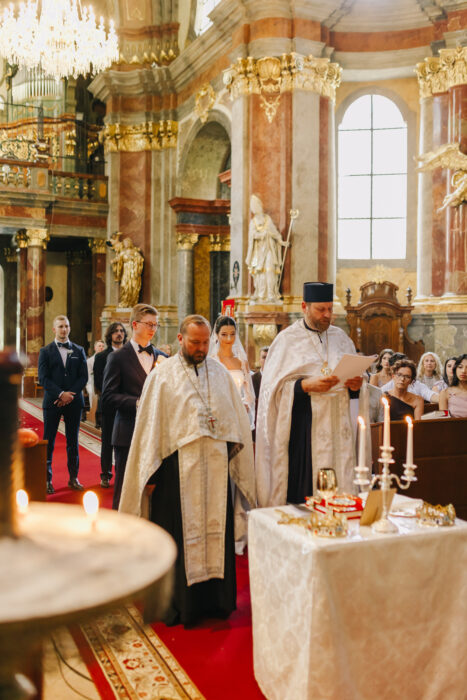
[405, 415, 413, 465]
[382, 396, 391, 448]
[83, 491, 99, 531]
[16, 489, 29, 515]
[358, 416, 366, 467]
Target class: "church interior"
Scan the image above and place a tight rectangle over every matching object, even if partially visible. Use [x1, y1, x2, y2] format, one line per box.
[1, 0, 467, 698]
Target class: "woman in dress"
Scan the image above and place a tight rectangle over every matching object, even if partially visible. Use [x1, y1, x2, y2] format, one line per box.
[443, 356, 457, 387]
[210, 316, 255, 429]
[416, 351, 447, 392]
[439, 354, 467, 417]
[370, 348, 394, 387]
[385, 359, 424, 421]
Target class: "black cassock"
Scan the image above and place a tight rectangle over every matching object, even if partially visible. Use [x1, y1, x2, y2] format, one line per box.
[287, 381, 359, 504]
[150, 452, 236, 627]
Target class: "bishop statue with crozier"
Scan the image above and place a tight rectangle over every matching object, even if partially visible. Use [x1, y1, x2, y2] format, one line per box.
[119, 315, 255, 627]
[256, 282, 368, 507]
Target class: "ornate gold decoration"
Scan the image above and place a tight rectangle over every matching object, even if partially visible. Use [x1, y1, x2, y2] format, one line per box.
[0, 131, 38, 161]
[195, 83, 216, 124]
[88, 238, 107, 255]
[275, 509, 348, 538]
[416, 46, 467, 98]
[220, 234, 230, 252]
[3, 247, 16, 263]
[252, 323, 278, 349]
[416, 143, 467, 210]
[101, 121, 178, 153]
[176, 233, 199, 250]
[416, 502, 456, 527]
[14, 230, 28, 249]
[209, 234, 222, 252]
[26, 229, 49, 248]
[223, 53, 342, 123]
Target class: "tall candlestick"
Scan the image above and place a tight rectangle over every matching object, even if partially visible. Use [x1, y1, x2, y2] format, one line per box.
[358, 416, 366, 467]
[405, 415, 413, 465]
[382, 396, 390, 447]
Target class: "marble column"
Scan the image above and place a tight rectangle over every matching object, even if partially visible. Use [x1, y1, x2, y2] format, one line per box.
[0, 247, 18, 349]
[88, 238, 107, 342]
[445, 84, 467, 295]
[24, 229, 48, 395]
[15, 230, 28, 357]
[416, 96, 434, 299]
[177, 233, 198, 321]
[67, 251, 92, 350]
[209, 234, 231, 326]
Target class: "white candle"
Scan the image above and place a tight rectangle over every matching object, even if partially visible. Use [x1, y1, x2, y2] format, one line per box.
[358, 416, 366, 467]
[406, 415, 413, 465]
[382, 396, 390, 447]
[16, 489, 29, 515]
[83, 491, 99, 531]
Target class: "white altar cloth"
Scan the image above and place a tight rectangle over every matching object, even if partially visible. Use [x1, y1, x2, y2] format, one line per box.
[248, 503, 467, 700]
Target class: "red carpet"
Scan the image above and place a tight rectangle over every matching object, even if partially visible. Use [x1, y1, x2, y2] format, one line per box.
[19, 408, 114, 509]
[20, 403, 265, 699]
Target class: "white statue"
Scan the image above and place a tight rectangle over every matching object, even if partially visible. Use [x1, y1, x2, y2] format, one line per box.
[245, 194, 288, 303]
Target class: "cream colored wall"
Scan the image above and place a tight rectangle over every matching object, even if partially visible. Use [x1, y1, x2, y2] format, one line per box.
[335, 77, 420, 306]
[45, 252, 68, 344]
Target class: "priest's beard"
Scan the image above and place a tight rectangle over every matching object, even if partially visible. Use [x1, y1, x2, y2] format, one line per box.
[181, 345, 207, 367]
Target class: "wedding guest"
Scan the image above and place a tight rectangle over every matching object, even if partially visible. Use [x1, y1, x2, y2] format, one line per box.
[370, 348, 394, 387]
[443, 356, 458, 387]
[385, 359, 423, 421]
[439, 354, 467, 417]
[381, 353, 437, 403]
[416, 352, 447, 392]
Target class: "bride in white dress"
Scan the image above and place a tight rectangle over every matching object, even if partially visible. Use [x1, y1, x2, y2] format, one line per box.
[210, 315, 255, 430]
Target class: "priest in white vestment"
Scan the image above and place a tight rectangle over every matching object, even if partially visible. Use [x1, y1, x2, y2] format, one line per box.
[119, 315, 255, 626]
[256, 282, 367, 507]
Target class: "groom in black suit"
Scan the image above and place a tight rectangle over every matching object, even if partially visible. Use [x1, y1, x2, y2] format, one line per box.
[38, 315, 88, 494]
[102, 303, 167, 509]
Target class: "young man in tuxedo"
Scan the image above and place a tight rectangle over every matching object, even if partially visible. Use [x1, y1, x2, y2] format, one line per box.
[102, 304, 167, 509]
[93, 322, 127, 488]
[38, 315, 88, 494]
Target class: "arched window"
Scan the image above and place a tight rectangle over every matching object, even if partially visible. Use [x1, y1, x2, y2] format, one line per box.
[337, 94, 407, 260]
[194, 0, 221, 35]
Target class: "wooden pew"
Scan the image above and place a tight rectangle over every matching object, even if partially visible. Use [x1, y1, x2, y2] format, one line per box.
[370, 417, 467, 520]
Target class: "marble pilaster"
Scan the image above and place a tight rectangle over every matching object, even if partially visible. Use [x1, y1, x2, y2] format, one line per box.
[416, 97, 434, 299]
[67, 251, 92, 351]
[88, 238, 107, 342]
[24, 229, 48, 395]
[177, 233, 198, 321]
[15, 231, 28, 358]
[209, 234, 231, 326]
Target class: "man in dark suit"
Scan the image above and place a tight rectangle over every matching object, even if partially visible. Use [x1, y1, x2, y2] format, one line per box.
[38, 315, 88, 494]
[102, 303, 167, 509]
[93, 321, 127, 488]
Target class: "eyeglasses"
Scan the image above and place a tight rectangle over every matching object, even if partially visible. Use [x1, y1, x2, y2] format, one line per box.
[136, 320, 158, 330]
[395, 373, 412, 381]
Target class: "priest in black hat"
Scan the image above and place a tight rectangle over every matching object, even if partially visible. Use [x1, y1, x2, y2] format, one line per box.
[255, 282, 367, 506]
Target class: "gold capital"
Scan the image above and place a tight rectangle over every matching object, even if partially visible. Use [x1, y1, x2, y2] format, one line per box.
[177, 233, 199, 250]
[26, 229, 49, 248]
[416, 46, 467, 98]
[101, 121, 178, 153]
[88, 238, 107, 254]
[209, 234, 222, 252]
[223, 53, 342, 122]
[15, 230, 28, 249]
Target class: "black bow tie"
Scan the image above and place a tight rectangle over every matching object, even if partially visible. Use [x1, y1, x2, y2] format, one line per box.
[57, 342, 70, 349]
[138, 345, 153, 355]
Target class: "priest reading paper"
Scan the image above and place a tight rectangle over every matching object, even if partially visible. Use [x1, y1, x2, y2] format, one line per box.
[119, 315, 255, 627]
[256, 282, 369, 507]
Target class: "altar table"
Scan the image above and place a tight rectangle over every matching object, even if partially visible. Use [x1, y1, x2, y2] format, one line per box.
[248, 504, 467, 700]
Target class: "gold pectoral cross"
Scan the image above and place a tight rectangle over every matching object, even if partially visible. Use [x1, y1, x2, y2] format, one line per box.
[321, 362, 332, 376]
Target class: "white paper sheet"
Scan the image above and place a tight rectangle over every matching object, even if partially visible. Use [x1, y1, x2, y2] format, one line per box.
[332, 353, 377, 387]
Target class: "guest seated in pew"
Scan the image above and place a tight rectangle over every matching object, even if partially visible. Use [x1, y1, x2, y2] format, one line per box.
[381, 353, 439, 404]
[385, 359, 424, 421]
[443, 356, 458, 387]
[439, 354, 467, 418]
[417, 351, 447, 392]
[369, 348, 394, 387]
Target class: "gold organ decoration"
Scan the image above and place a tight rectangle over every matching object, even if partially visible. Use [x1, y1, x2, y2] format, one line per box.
[101, 121, 178, 153]
[416, 143, 467, 210]
[223, 53, 342, 123]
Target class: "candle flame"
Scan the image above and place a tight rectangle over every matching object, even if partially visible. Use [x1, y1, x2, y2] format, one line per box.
[382, 396, 389, 407]
[16, 489, 29, 510]
[406, 415, 413, 427]
[83, 491, 99, 516]
[358, 416, 365, 429]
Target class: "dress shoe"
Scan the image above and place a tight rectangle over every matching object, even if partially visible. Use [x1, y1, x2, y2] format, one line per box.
[68, 478, 84, 491]
[46, 482, 55, 495]
[100, 478, 110, 488]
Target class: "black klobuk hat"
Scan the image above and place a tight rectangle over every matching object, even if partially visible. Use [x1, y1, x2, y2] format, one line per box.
[303, 282, 333, 303]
